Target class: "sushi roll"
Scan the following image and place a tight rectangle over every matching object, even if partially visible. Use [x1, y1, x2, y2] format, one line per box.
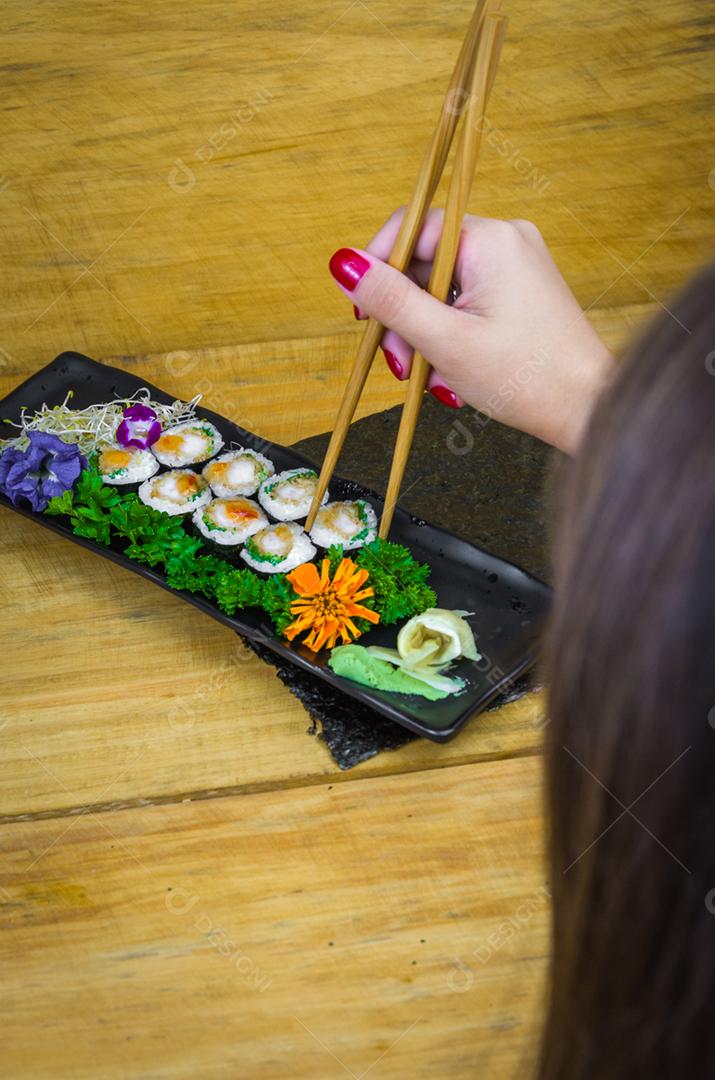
[151, 421, 224, 467]
[202, 448, 274, 498]
[309, 499, 377, 551]
[192, 497, 267, 547]
[138, 469, 211, 516]
[241, 522, 316, 574]
[257, 468, 327, 522]
[98, 444, 159, 486]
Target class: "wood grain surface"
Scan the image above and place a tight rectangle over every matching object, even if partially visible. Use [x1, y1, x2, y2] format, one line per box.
[1, 0, 711, 370]
[1, 757, 547, 1080]
[1, 0, 713, 1076]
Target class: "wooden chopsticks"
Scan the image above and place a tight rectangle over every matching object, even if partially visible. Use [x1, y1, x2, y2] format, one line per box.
[305, 3, 506, 535]
[379, 13, 506, 538]
[304, 0, 492, 533]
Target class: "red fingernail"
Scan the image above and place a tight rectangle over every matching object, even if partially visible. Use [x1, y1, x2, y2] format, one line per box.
[383, 349, 403, 379]
[353, 305, 361, 320]
[329, 248, 370, 292]
[430, 384, 460, 409]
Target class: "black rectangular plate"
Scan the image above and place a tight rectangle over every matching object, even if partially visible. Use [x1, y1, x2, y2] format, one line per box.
[0, 353, 551, 742]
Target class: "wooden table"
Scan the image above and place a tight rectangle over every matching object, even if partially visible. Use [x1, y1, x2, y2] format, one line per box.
[1, 2, 711, 1076]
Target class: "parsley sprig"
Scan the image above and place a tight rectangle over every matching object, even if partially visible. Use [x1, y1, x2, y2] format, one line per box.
[45, 465, 435, 639]
[328, 539, 436, 624]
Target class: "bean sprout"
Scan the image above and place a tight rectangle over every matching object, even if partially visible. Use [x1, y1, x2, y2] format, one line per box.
[0, 389, 202, 456]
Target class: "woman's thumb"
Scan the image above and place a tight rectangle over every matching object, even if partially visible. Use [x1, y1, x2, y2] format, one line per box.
[328, 247, 460, 363]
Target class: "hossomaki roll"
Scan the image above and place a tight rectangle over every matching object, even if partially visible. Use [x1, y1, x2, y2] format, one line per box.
[202, 448, 274, 498]
[98, 444, 159, 486]
[138, 469, 211, 516]
[151, 421, 224, 467]
[240, 522, 316, 573]
[258, 468, 327, 522]
[308, 499, 377, 550]
[192, 496, 267, 547]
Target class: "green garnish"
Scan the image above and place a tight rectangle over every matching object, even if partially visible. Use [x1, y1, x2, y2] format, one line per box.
[260, 575, 301, 635]
[44, 464, 436, 638]
[214, 568, 265, 614]
[328, 539, 436, 625]
[46, 466, 120, 545]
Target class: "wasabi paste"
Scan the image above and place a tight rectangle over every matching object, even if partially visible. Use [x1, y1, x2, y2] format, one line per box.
[329, 644, 450, 701]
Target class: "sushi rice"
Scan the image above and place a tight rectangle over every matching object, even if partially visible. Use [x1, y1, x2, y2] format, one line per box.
[309, 499, 377, 550]
[257, 468, 327, 522]
[139, 469, 212, 516]
[202, 448, 274, 498]
[192, 497, 267, 546]
[241, 522, 316, 574]
[151, 420, 224, 467]
[98, 443, 159, 486]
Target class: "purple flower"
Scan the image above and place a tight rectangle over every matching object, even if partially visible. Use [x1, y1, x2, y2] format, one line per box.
[0, 431, 87, 512]
[116, 404, 161, 449]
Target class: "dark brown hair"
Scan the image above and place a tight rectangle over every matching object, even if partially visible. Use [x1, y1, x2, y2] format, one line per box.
[539, 260, 715, 1078]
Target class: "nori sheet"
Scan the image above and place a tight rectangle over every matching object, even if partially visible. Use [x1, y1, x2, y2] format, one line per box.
[245, 638, 534, 769]
[242, 398, 553, 769]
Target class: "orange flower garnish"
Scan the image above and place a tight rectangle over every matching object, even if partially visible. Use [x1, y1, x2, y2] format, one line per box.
[284, 557, 380, 652]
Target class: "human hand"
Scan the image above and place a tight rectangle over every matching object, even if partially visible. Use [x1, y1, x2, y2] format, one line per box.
[328, 211, 615, 454]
